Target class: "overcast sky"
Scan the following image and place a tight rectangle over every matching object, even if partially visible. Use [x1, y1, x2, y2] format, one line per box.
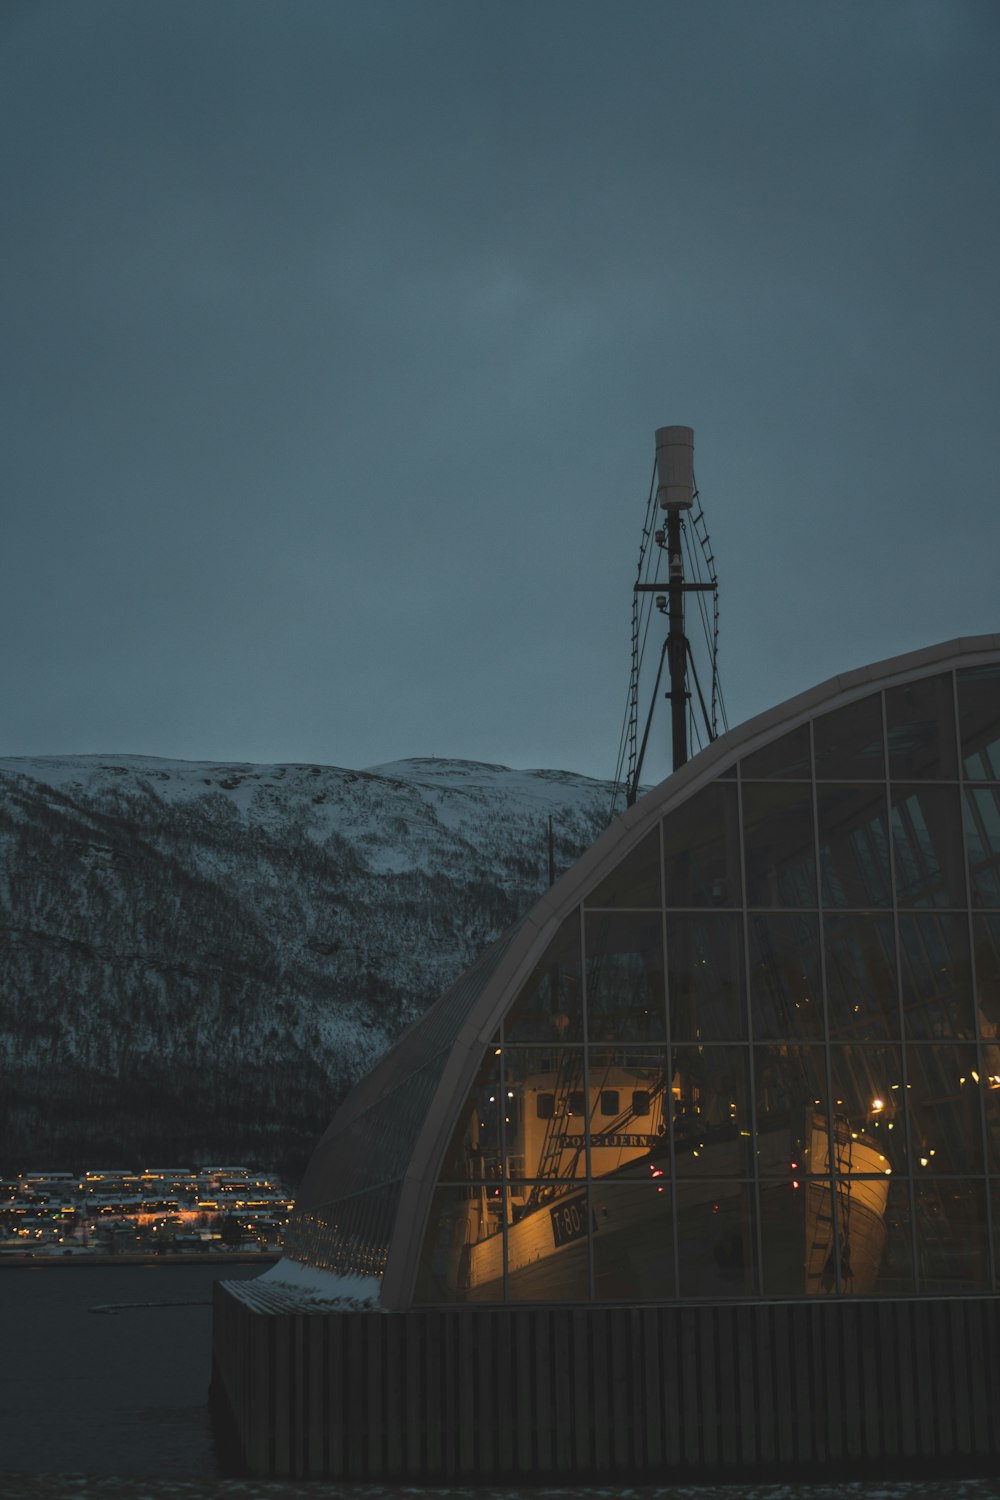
[2, 1, 998, 785]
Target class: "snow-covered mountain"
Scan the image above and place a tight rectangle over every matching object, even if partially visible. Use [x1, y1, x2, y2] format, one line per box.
[0, 753, 614, 1176]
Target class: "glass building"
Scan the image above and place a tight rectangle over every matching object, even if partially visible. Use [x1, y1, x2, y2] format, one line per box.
[288, 637, 1000, 1308]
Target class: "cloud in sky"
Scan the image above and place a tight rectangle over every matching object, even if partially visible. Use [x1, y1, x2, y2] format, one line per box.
[2, 0, 998, 781]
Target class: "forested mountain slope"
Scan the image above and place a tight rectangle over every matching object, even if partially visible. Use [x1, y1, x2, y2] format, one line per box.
[0, 754, 612, 1176]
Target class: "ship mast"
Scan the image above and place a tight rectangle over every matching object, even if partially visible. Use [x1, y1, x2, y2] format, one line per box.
[626, 426, 719, 805]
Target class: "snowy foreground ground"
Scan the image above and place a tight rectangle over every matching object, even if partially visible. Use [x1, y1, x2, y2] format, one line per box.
[3, 1480, 1000, 1499]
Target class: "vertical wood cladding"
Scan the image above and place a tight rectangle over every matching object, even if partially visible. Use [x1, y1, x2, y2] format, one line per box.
[211, 1286, 1000, 1481]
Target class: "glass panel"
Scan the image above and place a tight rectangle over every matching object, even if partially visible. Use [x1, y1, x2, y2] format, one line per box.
[585, 828, 661, 909]
[743, 783, 817, 908]
[890, 785, 966, 907]
[747, 913, 824, 1040]
[591, 1181, 675, 1300]
[759, 1175, 844, 1296]
[503, 1047, 588, 1182]
[813, 692, 885, 780]
[586, 1046, 669, 1180]
[438, 1051, 502, 1182]
[675, 1182, 756, 1297]
[817, 784, 891, 908]
[667, 911, 746, 1041]
[965, 786, 1000, 906]
[415, 1185, 505, 1303]
[958, 663, 1000, 780]
[914, 1179, 989, 1292]
[754, 1044, 829, 1176]
[740, 724, 811, 780]
[906, 1043, 984, 1174]
[899, 913, 975, 1039]
[824, 914, 899, 1041]
[885, 673, 958, 780]
[828, 1043, 906, 1175]
[671, 1044, 751, 1176]
[974, 916, 1000, 1164]
[584, 912, 666, 1042]
[662, 781, 741, 906]
[505, 1182, 591, 1302]
[505, 914, 583, 1042]
[872, 1179, 915, 1295]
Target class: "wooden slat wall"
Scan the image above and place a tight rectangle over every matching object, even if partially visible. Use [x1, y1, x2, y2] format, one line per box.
[211, 1288, 1000, 1481]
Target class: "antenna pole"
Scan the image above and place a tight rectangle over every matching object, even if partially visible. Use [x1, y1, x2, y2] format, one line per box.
[665, 505, 688, 771]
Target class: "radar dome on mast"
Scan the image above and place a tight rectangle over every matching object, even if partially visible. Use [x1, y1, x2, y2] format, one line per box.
[655, 425, 694, 510]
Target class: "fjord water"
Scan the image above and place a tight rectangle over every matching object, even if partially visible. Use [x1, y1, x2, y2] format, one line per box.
[0, 1261, 263, 1477]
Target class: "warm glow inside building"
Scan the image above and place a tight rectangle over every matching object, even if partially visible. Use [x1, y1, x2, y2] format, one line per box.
[215, 635, 1000, 1479]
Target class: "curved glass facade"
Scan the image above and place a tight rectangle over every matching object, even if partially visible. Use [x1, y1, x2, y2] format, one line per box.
[415, 661, 1000, 1303]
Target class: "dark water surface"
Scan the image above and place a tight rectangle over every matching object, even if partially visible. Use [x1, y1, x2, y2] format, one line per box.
[0, 1261, 264, 1478]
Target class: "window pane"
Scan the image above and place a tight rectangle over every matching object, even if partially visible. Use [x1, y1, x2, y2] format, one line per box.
[662, 781, 741, 906]
[813, 692, 885, 780]
[586, 828, 661, 909]
[588, 1046, 669, 1172]
[438, 1051, 502, 1181]
[828, 1043, 906, 1174]
[591, 1181, 675, 1300]
[965, 786, 1000, 907]
[958, 663, 1000, 780]
[873, 1180, 916, 1295]
[503, 1046, 588, 1182]
[824, 914, 899, 1041]
[890, 785, 966, 907]
[505, 914, 583, 1042]
[817, 784, 891, 908]
[675, 1182, 756, 1297]
[585, 911, 666, 1042]
[505, 1182, 591, 1302]
[899, 914, 975, 1039]
[974, 916, 1000, 1163]
[667, 912, 746, 1041]
[671, 1044, 751, 1176]
[415, 1184, 505, 1303]
[743, 783, 818, 908]
[906, 1043, 984, 1174]
[740, 724, 812, 779]
[885, 673, 958, 779]
[754, 1044, 828, 1177]
[759, 1177, 846, 1296]
[914, 1179, 989, 1293]
[748, 912, 824, 1040]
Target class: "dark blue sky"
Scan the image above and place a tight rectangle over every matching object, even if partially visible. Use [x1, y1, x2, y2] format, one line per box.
[3, 1, 998, 782]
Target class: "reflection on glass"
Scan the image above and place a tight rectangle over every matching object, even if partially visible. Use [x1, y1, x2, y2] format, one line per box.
[416, 1185, 505, 1303]
[662, 782, 741, 906]
[759, 1173, 849, 1297]
[873, 1180, 916, 1295]
[585, 912, 666, 1041]
[975, 915, 1000, 1166]
[814, 693, 885, 781]
[740, 724, 811, 780]
[505, 914, 583, 1042]
[906, 1044, 984, 1174]
[504, 1182, 591, 1302]
[591, 1182, 675, 1300]
[914, 1179, 989, 1292]
[890, 785, 966, 907]
[439, 1052, 502, 1182]
[827, 1043, 906, 1174]
[958, 664, 1000, 780]
[675, 1182, 756, 1297]
[824, 915, 899, 1040]
[748, 913, 824, 1040]
[667, 912, 745, 1041]
[503, 1046, 588, 1184]
[899, 914, 974, 1039]
[965, 787, 1000, 907]
[885, 674, 959, 780]
[754, 1044, 828, 1176]
[671, 1045, 751, 1176]
[817, 785, 891, 907]
[586, 828, 661, 909]
[743, 784, 817, 908]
